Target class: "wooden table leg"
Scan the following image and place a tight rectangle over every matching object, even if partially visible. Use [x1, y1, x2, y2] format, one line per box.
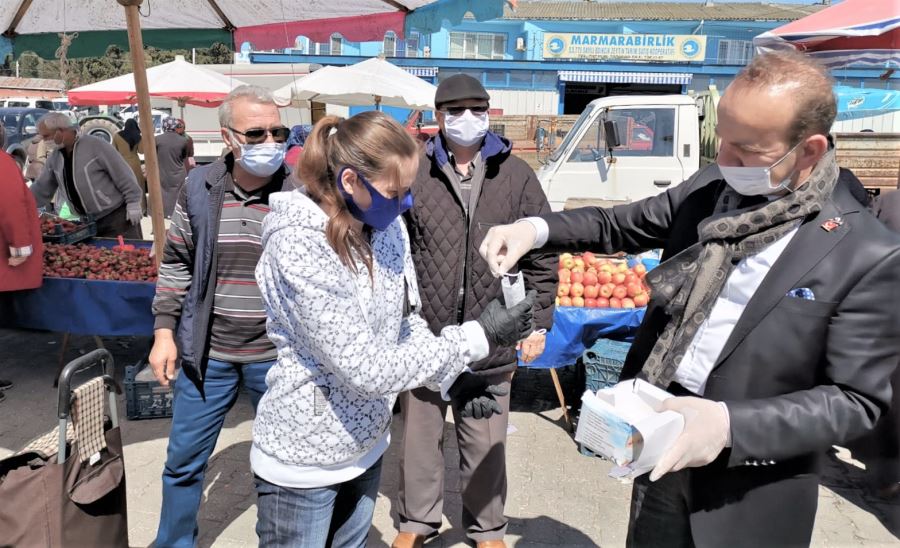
[549, 367, 573, 432]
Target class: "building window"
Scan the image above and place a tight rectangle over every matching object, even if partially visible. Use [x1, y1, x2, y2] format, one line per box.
[383, 31, 397, 57]
[331, 33, 343, 55]
[717, 39, 754, 65]
[405, 32, 420, 58]
[448, 32, 506, 60]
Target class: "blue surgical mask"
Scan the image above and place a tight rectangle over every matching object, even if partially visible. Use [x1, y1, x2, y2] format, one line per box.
[236, 142, 286, 177]
[338, 168, 413, 231]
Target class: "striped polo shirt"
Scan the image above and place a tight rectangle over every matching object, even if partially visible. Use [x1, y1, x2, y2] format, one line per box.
[207, 172, 283, 364]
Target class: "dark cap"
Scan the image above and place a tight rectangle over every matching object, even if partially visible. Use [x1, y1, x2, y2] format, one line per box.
[435, 74, 490, 109]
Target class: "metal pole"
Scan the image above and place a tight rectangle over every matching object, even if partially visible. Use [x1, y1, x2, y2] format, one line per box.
[119, 0, 166, 266]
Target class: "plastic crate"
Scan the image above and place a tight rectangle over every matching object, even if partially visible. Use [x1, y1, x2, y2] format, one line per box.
[583, 338, 632, 393]
[579, 339, 632, 457]
[124, 359, 175, 420]
[42, 220, 97, 244]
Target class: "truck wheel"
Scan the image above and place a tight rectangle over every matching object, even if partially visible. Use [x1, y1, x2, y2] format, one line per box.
[80, 118, 120, 143]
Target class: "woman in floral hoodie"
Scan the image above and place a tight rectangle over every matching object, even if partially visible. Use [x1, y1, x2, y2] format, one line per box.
[253, 111, 534, 547]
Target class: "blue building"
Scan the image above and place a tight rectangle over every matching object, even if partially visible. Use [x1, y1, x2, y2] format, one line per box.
[247, 1, 897, 116]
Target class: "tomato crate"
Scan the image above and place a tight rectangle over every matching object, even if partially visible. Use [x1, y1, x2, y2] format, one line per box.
[41, 220, 97, 245]
[124, 359, 176, 420]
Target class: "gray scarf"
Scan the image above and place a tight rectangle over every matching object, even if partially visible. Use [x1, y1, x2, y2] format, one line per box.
[640, 149, 839, 387]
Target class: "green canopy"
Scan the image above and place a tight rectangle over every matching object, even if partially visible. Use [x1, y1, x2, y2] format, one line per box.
[13, 28, 232, 59]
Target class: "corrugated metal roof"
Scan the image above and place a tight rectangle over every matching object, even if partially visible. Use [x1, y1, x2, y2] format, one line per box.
[0, 77, 65, 91]
[501, 2, 824, 22]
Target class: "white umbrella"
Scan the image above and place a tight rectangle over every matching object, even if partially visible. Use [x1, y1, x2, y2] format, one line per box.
[2, 0, 512, 259]
[67, 55, 247, 119]
[274, 57, 437, 110]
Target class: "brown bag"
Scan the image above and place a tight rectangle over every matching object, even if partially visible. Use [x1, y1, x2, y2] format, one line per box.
[0, 350, 128, 547]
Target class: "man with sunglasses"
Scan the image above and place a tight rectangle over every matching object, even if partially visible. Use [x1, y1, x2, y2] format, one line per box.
[394, 74, 557, 548]
[150, 85, 292, 547]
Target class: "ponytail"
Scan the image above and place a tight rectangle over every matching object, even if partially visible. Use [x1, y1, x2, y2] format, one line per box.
[299, 116, 373, 275]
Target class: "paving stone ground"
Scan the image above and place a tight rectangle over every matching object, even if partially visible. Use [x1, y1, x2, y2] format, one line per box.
[0, 328, 896, 547]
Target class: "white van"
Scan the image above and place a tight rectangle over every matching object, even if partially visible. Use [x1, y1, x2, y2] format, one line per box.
[3, 97, 58, 110]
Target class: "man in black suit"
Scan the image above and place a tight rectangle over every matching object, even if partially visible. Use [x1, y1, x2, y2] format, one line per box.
[480, 50, 900, 547]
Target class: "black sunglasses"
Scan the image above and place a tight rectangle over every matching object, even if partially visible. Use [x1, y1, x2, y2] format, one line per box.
[229, 126, 291, 144]
[440, 105, 489, 116]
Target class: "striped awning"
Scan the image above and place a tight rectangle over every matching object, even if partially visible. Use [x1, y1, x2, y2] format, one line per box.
[403, 67, 439, 77]
[558, 71, 692, 85]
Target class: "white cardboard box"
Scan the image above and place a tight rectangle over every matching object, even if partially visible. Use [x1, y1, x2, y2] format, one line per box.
[575, 378, 684, 477]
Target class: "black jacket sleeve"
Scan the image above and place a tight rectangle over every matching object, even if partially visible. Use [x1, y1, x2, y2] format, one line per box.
[517, 167, 557, 332]
[539, 164, 723, 255]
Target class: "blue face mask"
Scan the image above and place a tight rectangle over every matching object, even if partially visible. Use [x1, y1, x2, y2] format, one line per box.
[338, 168, 413, 231]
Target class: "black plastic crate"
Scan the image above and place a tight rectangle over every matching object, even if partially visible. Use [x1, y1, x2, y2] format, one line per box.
[124, 359, 175, 420]
[42, 220, 97, 244]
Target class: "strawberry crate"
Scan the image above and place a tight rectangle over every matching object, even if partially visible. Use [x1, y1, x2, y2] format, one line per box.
[41, 218, 97, 245]
[124, 359, 176, 420]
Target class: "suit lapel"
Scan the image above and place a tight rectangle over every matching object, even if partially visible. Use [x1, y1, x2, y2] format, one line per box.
[712, 199, 852, 368]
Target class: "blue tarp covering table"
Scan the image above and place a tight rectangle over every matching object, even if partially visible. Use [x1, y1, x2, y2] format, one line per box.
[524, 306, 645, 369]
[8, 238, 155, 337]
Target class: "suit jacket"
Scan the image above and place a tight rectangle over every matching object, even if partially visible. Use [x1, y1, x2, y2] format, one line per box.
[541, 164, 900, 545]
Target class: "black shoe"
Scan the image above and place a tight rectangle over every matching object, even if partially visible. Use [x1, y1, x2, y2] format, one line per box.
[0, 379, 12, 391]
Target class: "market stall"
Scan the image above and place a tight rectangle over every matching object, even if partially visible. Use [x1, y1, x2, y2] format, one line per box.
[8, 235, 156, 337]
[520, 251, 656, 430]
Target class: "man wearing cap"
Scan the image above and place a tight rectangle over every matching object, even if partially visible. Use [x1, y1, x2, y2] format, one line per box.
[393, 74, 557, 548]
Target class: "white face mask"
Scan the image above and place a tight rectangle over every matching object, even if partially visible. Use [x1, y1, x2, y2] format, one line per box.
[234, 141, 286, 177]
[443, 109, 489, 147]
[718, 141, 802, 196]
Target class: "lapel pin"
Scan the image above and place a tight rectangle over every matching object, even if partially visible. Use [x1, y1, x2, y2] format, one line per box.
[821, 216, 843, 232]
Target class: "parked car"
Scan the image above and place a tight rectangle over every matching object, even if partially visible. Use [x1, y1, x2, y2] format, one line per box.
[0, 107, 49, 170]
[2, 97, 56, 110]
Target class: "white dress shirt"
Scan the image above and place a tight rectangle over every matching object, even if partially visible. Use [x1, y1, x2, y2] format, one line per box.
[523, 217, 799, 394]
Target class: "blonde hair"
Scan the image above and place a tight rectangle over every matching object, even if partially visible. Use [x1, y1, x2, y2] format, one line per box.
[299, 111, 419, 274]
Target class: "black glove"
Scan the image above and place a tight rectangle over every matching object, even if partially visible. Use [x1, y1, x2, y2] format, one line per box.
[476, 290, 536, 349]
[447, 373, 509, 419]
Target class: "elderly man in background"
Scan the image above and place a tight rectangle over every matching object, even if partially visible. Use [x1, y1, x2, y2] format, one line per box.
[30, 112, 143, 239]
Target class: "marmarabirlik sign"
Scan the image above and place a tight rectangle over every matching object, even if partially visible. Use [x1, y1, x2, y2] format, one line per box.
[544, 33, 707, 63]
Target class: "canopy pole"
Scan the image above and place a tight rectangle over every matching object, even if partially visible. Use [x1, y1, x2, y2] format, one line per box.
[119, 0, 166, 267]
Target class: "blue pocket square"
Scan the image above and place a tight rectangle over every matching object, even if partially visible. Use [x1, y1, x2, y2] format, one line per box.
[786, 287, 815, 300]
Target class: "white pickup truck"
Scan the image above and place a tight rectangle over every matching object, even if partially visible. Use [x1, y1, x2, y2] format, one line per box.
[534, 91, 899, 211]
[536, 94, 701, 211]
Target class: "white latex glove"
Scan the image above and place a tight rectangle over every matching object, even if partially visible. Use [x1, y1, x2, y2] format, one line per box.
[478, 221, 536, 277]
[126, 202, 143, 226]
[649, 396, 730, 482]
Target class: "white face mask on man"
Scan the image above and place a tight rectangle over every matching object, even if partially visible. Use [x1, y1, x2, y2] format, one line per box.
[443, 109, 489, 147]
[718, 141, 803, 196]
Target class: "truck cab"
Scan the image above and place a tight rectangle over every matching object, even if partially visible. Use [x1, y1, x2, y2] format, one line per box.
[537, 95, 701, 211]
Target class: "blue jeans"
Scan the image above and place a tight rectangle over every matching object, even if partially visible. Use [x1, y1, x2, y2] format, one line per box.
[155, 358, 274, 548]
[255, 458, 383, 548]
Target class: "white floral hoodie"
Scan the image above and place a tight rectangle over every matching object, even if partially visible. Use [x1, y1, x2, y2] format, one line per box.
[253, 190, 486, 467]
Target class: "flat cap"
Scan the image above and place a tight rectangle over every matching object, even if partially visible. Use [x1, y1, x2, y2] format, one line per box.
[435, 74, 490, 109]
